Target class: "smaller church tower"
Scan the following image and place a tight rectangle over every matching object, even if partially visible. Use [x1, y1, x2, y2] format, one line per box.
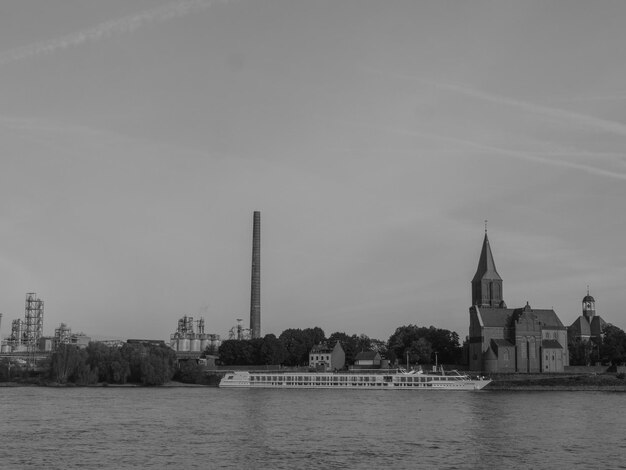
[582, 287, 596, 321]
[471, 225, 504, 308]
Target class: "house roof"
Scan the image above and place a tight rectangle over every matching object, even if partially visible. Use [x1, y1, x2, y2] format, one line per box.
[542, 339, 563, 349]
[355, 351, 380, 361]
[310, 343, 333, 354]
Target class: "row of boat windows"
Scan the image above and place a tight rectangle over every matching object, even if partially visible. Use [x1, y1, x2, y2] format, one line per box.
[250, 376, 380, 382]
[247, 375, 464, 383]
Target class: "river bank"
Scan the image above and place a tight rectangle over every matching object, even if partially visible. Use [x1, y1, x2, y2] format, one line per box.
[486, 373, 626, 391]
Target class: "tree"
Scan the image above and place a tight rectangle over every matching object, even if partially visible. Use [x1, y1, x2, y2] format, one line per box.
[259, 334, 287, 365]
[409, 337, 433, 365]
[120, 343, 176, 385]
[569, 338, 594, 366]
[279, 327, 326, 366]
[387, 325, 462, 366]
[50, 344, 87, 384]
[85, 342, 130, 384]
[176, 359, 206, 384]
[217, 339, 255, 365]
[600, 324, 626, 365]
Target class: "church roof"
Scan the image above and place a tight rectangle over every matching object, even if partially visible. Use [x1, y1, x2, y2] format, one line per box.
[472, 233, 502, 282]
[542, 339, 563, 349]
[513, 304, 565, 328]
[475, 306, 565, 329]
[590, 316, 606, 336]
[569, 316, 591, 336]
[477, 308, 513, 327]
[491, 339, 515, 349]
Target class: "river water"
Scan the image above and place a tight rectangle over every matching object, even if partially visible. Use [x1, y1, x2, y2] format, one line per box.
[1, 387, 625, 469]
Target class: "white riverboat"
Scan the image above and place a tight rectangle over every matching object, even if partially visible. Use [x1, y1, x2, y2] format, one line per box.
[219, 368, 491, 390]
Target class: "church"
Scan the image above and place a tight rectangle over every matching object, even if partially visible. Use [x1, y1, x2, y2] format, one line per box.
[468, 230, 569, 373]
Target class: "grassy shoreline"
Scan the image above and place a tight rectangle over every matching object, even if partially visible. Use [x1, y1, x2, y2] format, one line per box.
[486, 373, 626, 391]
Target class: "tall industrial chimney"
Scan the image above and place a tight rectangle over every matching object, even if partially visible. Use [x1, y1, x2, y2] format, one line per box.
[250, 211, 261, 339]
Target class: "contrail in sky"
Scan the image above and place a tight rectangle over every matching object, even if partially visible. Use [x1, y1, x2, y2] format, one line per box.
[329, 117, 626, 181]
[364, 67, 626, 139]
[0, 0, 226, 67]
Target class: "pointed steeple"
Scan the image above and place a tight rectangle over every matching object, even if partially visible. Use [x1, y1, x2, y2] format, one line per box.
[471, 229, 504, 307]
[472, 232, 502, 283]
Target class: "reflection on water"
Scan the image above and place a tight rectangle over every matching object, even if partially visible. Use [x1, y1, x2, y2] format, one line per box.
[1, 387, 625, 469]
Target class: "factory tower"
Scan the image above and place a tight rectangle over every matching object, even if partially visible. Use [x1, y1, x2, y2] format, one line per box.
[250, 211, 261, 339]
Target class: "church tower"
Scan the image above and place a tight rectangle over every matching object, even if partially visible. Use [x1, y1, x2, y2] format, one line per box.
[471, 227, 504, 308]
[582, 287, 596, 321]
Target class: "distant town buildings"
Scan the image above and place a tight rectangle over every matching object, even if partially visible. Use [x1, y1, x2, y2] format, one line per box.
[468, 231, 570, 373]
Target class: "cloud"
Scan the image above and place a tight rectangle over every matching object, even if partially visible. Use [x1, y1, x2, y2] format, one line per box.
[0, 0, 228, 67]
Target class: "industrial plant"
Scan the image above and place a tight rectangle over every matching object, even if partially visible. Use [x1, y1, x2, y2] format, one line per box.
[0, 211, 260, 369]
[169, 315, 221, 359]
[0, 293, 92, 365]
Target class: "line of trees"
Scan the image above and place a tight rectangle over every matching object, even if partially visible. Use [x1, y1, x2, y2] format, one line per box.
[48, 342, 179, 385]
[26, 342, 178, 385]
[0, 341, 213, 386]
[218, 324, 463, 367]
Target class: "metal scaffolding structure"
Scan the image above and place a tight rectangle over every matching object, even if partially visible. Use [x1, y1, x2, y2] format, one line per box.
[228, 318, 250, 341]
[24, 293, 44, 345]
[2, 293, 45, 353]
[54, 323, 72, 349]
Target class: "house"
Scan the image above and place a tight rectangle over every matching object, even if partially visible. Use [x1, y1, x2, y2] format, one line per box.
[353, 351, 382, 369]
[468, 230, 569, 373]
[309, 342, 345, 371]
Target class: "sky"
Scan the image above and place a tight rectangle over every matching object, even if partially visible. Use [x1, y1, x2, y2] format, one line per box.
[1, 0, 625, 343]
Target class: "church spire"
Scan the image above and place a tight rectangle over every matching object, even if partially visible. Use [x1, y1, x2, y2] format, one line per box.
[471, 229, 504, 307]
